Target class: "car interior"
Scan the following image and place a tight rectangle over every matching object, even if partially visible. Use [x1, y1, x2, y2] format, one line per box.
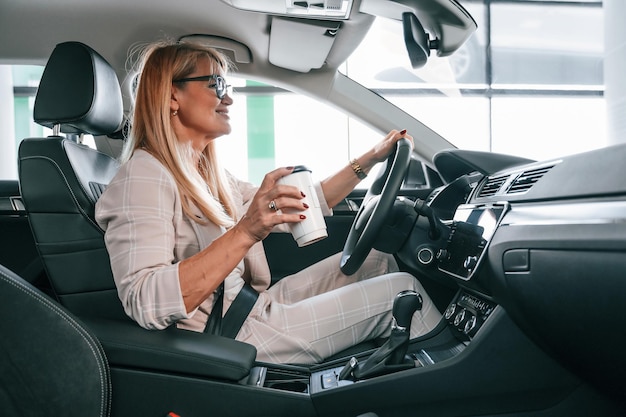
[0, 0, 624, 416]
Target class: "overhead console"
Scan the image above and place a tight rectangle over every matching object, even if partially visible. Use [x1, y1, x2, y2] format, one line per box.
[219, 0, 354, 19]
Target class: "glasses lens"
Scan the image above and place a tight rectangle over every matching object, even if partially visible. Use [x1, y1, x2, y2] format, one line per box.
[207, 76, 230, 99]
[216, 77, 226, 98]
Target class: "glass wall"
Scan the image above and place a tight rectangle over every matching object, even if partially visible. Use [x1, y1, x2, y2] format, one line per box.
[347, 0, 605, 163]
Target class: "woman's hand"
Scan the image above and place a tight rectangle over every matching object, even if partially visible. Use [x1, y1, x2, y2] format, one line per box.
[319, 128, 413, 209]
[181, 167, 308, 313]
[369, 129, 413, 165]
[234, 166, 308, 243]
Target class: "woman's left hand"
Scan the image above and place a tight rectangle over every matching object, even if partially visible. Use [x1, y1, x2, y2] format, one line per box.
[319, 128, 415, 209]
[370, 129, 413, 164]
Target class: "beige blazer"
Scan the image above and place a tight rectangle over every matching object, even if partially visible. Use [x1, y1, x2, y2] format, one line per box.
[95, 149, 331, 332]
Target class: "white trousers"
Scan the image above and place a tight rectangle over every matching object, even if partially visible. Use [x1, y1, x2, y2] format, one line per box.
[236, 250, 442, 364]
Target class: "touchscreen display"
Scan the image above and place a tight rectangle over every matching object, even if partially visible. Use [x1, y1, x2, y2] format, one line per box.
[438, 203, 508, 280]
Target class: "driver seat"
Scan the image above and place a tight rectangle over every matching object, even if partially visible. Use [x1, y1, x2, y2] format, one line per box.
[17, 41, 127, 320]
[17, 40, 377, 367]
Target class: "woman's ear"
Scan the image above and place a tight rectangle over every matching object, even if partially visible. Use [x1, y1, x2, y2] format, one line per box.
[170, 85, 180, 113]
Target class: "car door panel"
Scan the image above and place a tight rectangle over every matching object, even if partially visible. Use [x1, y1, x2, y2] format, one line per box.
[264, 213, 354, 282]
[0, 180, 46, 285]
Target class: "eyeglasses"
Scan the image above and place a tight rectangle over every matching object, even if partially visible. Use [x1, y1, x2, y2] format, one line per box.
[172, 74, 232, 99]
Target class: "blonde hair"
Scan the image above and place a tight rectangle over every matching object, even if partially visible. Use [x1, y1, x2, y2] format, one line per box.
[122, 40, 236, 227]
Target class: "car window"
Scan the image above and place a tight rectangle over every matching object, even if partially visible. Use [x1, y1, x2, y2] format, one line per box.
[1, 64, 96, 180]
[2, 66, 382, 188]
[1, 65, 44, 180]
[216, 77, 384, 187]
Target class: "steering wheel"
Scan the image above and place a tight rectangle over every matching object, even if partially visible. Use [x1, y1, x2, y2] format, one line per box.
[340, 137, 413, 275]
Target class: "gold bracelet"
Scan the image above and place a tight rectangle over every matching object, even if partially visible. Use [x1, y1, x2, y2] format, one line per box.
[350, 158, 367, 180]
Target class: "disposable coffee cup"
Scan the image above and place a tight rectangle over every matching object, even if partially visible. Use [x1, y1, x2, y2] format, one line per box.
[277, 165, 328, 247]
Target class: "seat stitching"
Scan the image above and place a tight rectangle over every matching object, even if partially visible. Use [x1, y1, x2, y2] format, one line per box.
[19, 155, 105, 231]
[0, 270, 110, 417]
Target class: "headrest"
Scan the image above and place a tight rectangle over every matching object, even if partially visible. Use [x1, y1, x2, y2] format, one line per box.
[34, 41, 123, 136]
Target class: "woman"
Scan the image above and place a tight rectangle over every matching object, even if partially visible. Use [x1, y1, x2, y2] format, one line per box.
[95, 40, 441, 364]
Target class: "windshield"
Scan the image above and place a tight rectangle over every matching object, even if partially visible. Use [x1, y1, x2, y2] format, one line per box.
[343, 0, 605, 162]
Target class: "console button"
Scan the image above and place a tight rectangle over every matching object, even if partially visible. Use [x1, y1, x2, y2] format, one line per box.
[454, 309, 466, 327]
[464, 314, 477, 334]
[463, 255, 478, 270]
[444, 303, 457, 320]
[321, 372, 338, 389]
[417, 247, 435, 265]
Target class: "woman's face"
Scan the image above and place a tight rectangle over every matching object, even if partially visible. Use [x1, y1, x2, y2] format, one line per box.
[170, 57, 233, 152]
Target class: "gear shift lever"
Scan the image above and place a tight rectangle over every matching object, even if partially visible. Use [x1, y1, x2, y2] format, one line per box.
[343, 290, 423, 380]
[392, 289, 423, 330]
[388, 290, 423, 363]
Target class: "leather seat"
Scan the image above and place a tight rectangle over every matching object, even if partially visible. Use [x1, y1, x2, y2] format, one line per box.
[0, 263, 111, 417]
[18, 41, 127, 320]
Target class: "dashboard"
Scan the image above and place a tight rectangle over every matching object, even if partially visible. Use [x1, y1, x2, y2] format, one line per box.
[396, 144, 626, 404]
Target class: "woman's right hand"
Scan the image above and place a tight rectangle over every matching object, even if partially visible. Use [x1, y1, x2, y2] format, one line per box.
[235, 166, 308, 243]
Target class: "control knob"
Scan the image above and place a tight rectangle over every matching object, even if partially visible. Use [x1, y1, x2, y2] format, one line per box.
[463, 255, 478, 270]
[464, 314, 478, 334]
[453, 309, 466, 327]
[444, 303, 457, 320]
[437, 249, 449, 260]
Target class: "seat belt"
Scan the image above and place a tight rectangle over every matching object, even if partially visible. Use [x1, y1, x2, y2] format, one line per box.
[204, 283, 224, 336]
[204, 283, 258, 338]
[221, 284, 259, 338]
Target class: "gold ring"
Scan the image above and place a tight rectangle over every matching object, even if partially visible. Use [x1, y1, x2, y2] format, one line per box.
[269, 200, 278, 211]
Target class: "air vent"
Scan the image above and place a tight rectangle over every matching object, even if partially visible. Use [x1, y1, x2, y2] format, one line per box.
[506, 165, 554, 194]
[477, 175, 508, 198]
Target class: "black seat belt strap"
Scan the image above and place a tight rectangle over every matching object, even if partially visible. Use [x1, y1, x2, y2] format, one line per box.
[203, 282, 224, 335]
[221, 284, 259, 339]
[203, 283, 258, 338]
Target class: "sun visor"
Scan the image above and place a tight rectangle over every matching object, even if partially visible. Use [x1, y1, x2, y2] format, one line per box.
[269, 17, 341, 73]
[179, 35, 252, 64]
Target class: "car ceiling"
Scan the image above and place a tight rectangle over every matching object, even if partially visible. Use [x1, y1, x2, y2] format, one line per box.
[0, 0, 370, 77]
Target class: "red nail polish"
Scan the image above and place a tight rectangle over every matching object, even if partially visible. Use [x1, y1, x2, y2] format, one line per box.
[286, 166, 294, 170]
[301, 191, 306, 198]
[299, 214, 306, 220]
[303, 203, 309, 209]
[400, 129, 407, 135]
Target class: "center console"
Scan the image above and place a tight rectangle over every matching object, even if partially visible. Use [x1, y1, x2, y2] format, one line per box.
[243, 286, 497, 398]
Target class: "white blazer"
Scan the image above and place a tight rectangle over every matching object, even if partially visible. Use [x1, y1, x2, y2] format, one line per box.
[95, 149, 331, 332]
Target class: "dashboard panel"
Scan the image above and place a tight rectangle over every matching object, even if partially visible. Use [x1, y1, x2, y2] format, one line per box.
[401, 144, 626, 406]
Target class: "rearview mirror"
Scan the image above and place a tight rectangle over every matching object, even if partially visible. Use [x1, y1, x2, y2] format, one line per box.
[402, 12, 436, 69]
